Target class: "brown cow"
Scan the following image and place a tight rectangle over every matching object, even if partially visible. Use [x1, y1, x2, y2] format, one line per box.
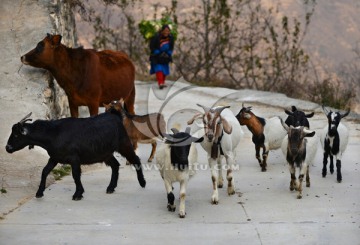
[21, 33, 136, 117]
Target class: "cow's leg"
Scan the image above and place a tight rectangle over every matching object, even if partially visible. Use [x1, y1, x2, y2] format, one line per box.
[105, 156, 120, 193]
[88, 103, 99, 116]
[322, 151, 328, 177]
[179, 179, 188, 218]
[209, 157, 219, 204]
[330, 155, 334, 174]
[124, 87, 136, 114]
[118, 141, 146, 188]
[36, 158, 58, 198]
[69, 101, 79, 118]
[165, 179, 175, 212]
[217, 156, 224, 188]
[71, 164, 84, 200]
[148, 142, 157, 162]
[336, 158, 342, 183]
[289, 164, 296, 191]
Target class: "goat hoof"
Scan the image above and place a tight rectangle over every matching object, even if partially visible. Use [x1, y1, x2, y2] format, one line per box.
[297, 195, 302, 199]
[35, 192, 44, 198]
[228, 189, 235, 195]
[72, 195, 83, 201]
[337, 179, 342, 183]
[218, 183, 223, 188]
[147, 159, 152, 163]
[179, 213, 186, 218]
[261, 168, 267, 172]
[211, 199, 219, 205]
[306, 183, 310, 188]
[138, 178, 146, 188]
[167, 204, 176, 212]
[106, 188, 115, 194]
[289, 187, 294, 191]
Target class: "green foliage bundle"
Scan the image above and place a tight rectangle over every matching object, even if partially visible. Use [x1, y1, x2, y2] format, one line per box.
[138, 16, 178, 42]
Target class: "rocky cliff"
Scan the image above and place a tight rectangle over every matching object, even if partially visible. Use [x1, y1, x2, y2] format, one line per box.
[0, 0, 77, 218]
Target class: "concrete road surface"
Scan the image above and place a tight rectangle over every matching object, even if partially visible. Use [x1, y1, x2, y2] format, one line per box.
[1, 80, 359, 245]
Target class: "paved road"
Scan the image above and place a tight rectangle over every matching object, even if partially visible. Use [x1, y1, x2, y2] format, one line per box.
[1, 80, 359, 245]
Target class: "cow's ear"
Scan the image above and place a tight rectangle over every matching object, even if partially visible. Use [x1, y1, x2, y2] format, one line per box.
[52, 35, 62, 47]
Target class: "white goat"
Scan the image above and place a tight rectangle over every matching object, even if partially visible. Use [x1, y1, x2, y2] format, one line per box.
[187, 104, 243, 204]
[320, 106, 350, 182]
[156, 128, 203, 218]
[236, 105, 287, 172]
[280, 119, 317, 199]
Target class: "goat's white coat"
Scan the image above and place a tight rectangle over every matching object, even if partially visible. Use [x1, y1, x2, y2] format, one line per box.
[156, 143, 198, 218]
[195, 107, 243, 204]
[263, 117, 287, 150]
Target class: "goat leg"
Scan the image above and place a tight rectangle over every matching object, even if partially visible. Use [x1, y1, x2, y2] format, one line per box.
[71, 164, 84, 201]
[36, 158, 58, 198]
[148, 142, 157, 162]
[322, 152, 328, 178]
[336, 159, 342, 183]
[105, 156, 120, 193]
[330, 155, 334, 174]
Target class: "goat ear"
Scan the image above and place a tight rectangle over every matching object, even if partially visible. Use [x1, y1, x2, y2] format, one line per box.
[284, 109, 293, 116]
[221, 116, 232, 134]
[52, 34, 62, 46]
[305, 112, 315, 118]
[187, 113, 203, 125]
[195, 137, 204, 143]
[341, 109, 350, 118]
[103, 103, 111, 110]
[171, 128, 179, 134]
[304, 129, 315, 138]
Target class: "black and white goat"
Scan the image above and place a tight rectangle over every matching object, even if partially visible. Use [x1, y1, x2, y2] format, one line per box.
[187, 104, 243, 204]
[320, 105, 350, 182]
[284, 105, 314, 128]
[236, 104, 286, 172]
[156, 128, 203, 218]
[280, 119, 316, 199]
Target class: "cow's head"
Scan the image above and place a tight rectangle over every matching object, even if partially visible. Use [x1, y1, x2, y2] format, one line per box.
[21, 33, 62, 69]
[187, 104, 232, 143]
[322, 105, 350, 137]
[6, 113, 33, 153]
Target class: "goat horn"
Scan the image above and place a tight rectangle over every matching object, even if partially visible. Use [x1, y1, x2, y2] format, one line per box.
[341, 109, 350, 118]
[187, 113, 203, 125]
[185, 127, 191, 134]
[322, 105, 330, 115]
[170, 128, 180, 134]
[197, 104, 211, 113]
[213, 105, 230, 115]
[19, 112, 32, 124]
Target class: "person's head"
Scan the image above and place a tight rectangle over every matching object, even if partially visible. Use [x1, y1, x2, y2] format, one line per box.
[160, 25, 171, 37]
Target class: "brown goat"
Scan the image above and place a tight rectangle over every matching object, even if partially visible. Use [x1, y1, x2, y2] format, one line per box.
[104, 100, 166, 163]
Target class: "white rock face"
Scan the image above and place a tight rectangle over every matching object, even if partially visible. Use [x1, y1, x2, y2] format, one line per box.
[0, 0, 76, 218]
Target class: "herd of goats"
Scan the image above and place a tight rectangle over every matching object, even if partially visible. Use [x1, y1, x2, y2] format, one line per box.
[5, 99, 350, 218]
[5, 34, 350, 218]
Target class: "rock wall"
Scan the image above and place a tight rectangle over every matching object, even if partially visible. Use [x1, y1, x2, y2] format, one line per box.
[0, 0, 76, 218]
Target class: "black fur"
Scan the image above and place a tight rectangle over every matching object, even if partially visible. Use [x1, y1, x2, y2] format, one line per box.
[5, 111, 146, 200]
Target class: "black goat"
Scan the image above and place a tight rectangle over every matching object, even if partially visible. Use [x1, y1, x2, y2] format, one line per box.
[284, 106, 314, 128]
[5, 111, 146, 200]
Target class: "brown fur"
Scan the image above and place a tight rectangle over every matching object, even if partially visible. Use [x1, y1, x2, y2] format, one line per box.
[21, 34, 136, 117]
[104, 100, 166, 162]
